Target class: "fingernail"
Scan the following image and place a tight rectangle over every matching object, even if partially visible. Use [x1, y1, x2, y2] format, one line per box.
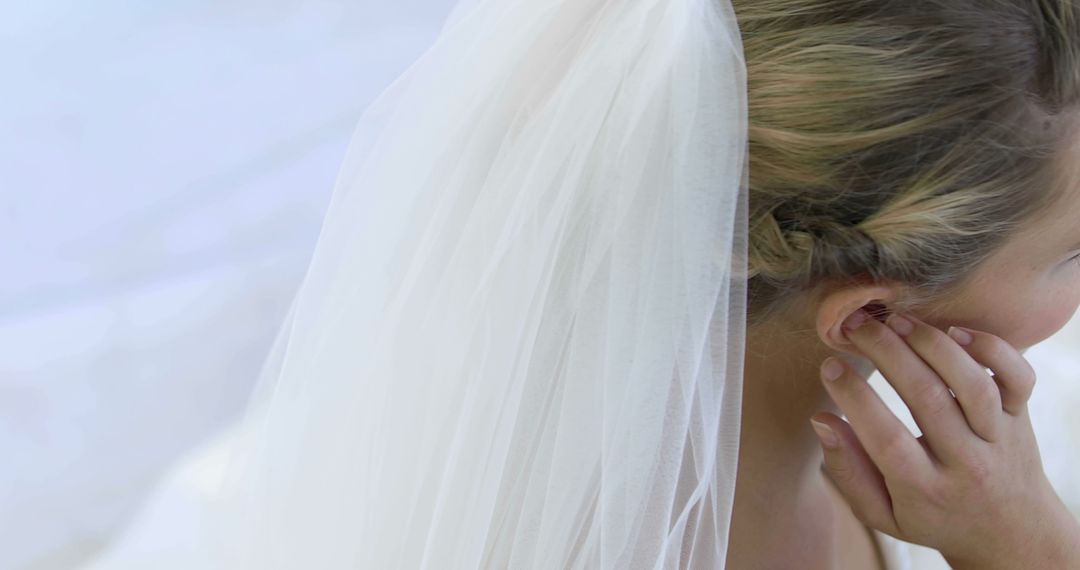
[810, 418, 840, 449]
[886, 313, 914, 336]
[948, 326, 973, 346]
[841, 309, 869, 334]
[821, 357, 844, 382]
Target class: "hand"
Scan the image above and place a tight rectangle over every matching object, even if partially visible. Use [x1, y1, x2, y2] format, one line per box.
[809, 308, 1080, 569]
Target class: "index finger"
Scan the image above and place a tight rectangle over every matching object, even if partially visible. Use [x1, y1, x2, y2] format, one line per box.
[819, 355, 936, 486]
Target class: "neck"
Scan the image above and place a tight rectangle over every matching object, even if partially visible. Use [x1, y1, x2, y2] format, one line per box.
[725, 317, 874, 567]
[739, 318, 847, 485]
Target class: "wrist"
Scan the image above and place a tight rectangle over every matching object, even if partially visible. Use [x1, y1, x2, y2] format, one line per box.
[1039, 498, 1080, 569]
[943, 485, 1080, 570]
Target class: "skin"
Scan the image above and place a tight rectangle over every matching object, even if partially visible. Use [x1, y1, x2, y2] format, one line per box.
[726, 129, 1080, 569]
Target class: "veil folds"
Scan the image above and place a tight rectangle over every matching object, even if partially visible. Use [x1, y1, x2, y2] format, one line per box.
[200, 0, 750, 567]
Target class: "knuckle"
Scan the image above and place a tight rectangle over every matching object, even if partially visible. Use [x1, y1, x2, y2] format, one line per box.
[971, 377, 1003, 413]
[982, 335, 1011, 364]
[889, 457, 923, 490]
[913, 380, 954, 417]
[919, 479, 951, 512]
[830, 459, 858, 486]
[879, 430, 914, 466]
[982, 335, 1037, 398]
[956, 447, 992, 486]
[1016, 361, 1037, 395]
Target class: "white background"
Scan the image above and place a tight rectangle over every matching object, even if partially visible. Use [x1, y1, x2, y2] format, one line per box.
[1, 1, 454, 567]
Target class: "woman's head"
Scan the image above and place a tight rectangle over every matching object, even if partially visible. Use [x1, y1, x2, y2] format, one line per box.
[737, 0, 1080, 348]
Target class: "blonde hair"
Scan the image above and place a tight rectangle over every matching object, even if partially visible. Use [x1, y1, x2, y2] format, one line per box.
[735, 0, 1080, 327]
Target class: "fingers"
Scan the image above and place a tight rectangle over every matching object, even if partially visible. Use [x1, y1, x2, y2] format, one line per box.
[841, 309, 973, 463]
[818, 355, 936, 484]
[945, 325, 1036, 416]
[811, 412, 901, 536]
[882, 313, 1003, 443]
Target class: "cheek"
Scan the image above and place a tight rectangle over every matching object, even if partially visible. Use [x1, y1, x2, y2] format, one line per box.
[932, 263, 1080, 351]
[1001, 285, 1080, 351]
[944, 275, 1080, 352]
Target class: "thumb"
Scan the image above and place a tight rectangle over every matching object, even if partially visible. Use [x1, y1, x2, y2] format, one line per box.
[810, 412, 901, 536]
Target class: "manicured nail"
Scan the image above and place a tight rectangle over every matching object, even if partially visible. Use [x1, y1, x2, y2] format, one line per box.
[948, 326, 973, 346]
[841, 309, 869, 334]
[821, 357, 844, 382]
[886, 313, 914, 336]
[810, 418, 840, 449]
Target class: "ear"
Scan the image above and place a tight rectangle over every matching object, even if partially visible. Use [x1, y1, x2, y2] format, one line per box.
[815, 281, 901, 354]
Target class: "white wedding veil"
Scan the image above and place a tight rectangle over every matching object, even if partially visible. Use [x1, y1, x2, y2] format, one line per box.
[163, 0, 750, 567]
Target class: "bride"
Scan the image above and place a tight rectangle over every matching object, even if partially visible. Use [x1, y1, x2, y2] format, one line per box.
[82, 0, 1080, 568]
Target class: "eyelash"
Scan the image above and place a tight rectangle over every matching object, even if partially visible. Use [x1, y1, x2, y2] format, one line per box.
[1071, 253, 1080, 266]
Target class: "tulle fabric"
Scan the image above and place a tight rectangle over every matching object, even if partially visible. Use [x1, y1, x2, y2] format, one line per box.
[112, 0, 750, 567]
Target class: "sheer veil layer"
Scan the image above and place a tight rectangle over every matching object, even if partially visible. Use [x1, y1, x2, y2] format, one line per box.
[99, 0, 751, 567]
